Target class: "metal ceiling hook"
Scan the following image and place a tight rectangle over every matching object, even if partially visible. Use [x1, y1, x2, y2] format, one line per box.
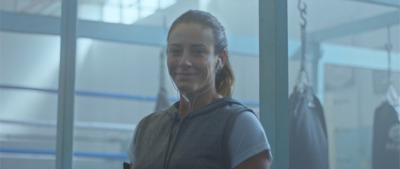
[298, 0, 307, 27]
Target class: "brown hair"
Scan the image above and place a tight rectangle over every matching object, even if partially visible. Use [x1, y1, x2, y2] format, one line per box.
[167, 10, 235, 97]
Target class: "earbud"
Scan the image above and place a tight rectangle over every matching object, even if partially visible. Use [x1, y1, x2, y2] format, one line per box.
[216, 58, 223, 70]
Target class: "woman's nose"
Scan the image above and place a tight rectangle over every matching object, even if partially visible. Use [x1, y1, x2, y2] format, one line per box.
[178, 52, 192, 67]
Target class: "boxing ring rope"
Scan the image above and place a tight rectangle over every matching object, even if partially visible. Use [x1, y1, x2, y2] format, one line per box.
[0, 83, 258, 159]
[0, 84, 259, 106]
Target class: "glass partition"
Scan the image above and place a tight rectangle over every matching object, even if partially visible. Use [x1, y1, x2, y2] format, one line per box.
[72, 0, 260, 168]
[0, 31, 60, 169]
[1, 0, 399, 169]
[0, 0, 61, 17]
[287, 1, 400, 169]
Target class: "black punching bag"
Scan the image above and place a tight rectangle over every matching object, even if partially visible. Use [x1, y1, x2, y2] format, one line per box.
[289, 86, 329, 169]
[372, 101, 400, 169]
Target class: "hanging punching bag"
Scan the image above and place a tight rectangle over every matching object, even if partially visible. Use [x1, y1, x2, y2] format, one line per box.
[372, 101, 400, 169]
[289, 85, 329, 169]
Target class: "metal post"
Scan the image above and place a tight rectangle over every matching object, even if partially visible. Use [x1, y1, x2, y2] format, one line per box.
[311, 42, 322, 96]
[56, 0, 77, 169]
[259, 1, 289, 169]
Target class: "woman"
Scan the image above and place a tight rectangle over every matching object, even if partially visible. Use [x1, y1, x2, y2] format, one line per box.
[127, 10, 271, 169]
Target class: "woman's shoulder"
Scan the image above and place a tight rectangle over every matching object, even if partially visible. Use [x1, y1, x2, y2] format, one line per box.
[138, 103, 177, 125]
[219, 97, 254, 114]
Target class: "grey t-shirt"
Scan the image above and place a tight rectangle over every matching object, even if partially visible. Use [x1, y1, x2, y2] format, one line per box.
[127, 111, 271, 168]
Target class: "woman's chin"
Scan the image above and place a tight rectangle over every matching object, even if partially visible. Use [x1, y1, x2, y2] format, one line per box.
[176, 85, 194, 94]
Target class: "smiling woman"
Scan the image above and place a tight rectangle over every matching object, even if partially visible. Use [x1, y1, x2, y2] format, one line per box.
[167, 23, 218, 105]
[126, 10, 271, 169]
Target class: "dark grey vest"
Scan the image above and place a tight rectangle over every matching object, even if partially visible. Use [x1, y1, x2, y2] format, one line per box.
[132, 97, 252, 169]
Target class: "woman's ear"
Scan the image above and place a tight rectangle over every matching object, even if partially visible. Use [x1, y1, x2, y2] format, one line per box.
[217, 50, 227, 68]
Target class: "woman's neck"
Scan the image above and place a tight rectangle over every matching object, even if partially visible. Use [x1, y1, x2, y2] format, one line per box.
[178, 88, 221, 116]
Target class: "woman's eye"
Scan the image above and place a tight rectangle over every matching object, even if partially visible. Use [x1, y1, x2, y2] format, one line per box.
[193, 49, 205, 55]
[168, 49, 181, 55]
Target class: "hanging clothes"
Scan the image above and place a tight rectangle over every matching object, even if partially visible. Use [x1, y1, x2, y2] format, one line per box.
[289, 85, 329, 169]
[155, 87, 170, 112]
[154, 47, 170, 112]
[372, 101, 400, 169]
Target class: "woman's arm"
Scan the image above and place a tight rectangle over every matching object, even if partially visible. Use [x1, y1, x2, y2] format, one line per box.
[234, 150, 270, 169]
[229, 111, 272, 169]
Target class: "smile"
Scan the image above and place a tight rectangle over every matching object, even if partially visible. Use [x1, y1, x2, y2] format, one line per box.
[176, 73, 197, 78]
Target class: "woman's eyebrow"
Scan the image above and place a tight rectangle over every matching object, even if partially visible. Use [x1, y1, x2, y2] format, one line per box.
[190, 44, 208, 48]
[167, 44, 181, 47]
[167, 44, 208, 48]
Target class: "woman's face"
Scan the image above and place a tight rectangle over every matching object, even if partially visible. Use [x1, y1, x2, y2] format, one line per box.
[167, 23, 219, 96]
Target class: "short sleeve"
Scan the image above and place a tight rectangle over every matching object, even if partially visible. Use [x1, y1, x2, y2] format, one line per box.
[126, 126, 138, 163]
[229, 111, 272, 168]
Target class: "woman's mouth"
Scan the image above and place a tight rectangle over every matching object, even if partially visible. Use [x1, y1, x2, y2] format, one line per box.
[176, 72, 196, 79]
